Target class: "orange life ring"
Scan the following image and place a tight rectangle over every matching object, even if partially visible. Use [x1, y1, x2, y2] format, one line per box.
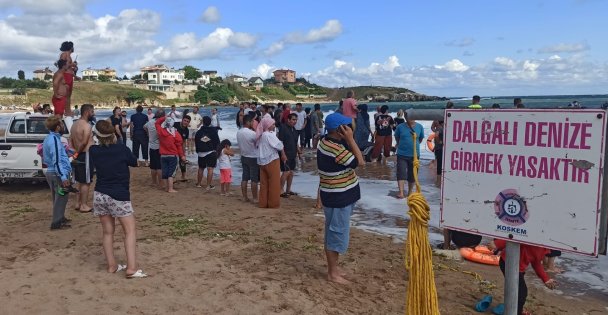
[426, 133, 436, 152]
[459, 245, 500, 266]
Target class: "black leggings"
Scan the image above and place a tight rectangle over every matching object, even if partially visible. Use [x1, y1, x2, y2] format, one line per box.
[434, 149, 443, 175]
[499, 259, 527, 315]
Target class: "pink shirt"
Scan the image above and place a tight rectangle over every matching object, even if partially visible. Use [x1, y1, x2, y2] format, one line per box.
[342, 98, 358, 118]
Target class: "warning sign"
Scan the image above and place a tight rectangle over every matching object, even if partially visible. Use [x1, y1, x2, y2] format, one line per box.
[440, 109, 607, 256]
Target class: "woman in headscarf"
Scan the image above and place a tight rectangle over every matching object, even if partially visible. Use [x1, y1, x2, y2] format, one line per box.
[256, 116, 284, 208]
[155, 116, 187, 193]
[89, 120, 147, 278]
[354, 103, 372, 150]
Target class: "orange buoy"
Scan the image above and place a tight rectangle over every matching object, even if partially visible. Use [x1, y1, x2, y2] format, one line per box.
[459, 246, 500, 266]
[426, 133, 436, 152]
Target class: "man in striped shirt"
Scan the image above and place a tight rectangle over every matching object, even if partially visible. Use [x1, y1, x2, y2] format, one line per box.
[317, 113, 364, 284]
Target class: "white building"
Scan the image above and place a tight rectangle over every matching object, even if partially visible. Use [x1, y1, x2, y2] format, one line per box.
[140, 65, 185, 84]
[32, 68, 53, 81]
[82, 68, 99, 81]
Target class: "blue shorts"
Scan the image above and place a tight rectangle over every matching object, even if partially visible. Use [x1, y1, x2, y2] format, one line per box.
[324, 203, 355, 254]
[161, 156, 178, 179]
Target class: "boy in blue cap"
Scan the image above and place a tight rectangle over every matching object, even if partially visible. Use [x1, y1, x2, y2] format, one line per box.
[317, 113, 365, 284]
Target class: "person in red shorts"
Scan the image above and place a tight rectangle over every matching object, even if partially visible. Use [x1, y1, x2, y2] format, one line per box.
[52, 59, 69, 117]
[59, 41, 77, 116]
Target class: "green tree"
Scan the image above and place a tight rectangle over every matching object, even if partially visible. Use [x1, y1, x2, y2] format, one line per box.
[98, 75, 111, 82]
[194, 89, 209, 104]
[130, 74, 142, 80]
[17, 70, 25, 80]
[122, 75, 129, 80]
[183, 65, 202, 81]
[11, 80, 27, 95]
[44, 74, 53, 81]
[125, 90, 145, 106]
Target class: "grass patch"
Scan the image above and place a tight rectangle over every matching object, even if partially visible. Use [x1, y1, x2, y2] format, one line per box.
[258, 236, 291, 251]
[8, 205, 36, 218]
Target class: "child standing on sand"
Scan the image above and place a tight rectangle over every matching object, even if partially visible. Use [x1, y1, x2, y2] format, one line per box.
[489, 240, 557, 315]
[217, 139, 234, 196]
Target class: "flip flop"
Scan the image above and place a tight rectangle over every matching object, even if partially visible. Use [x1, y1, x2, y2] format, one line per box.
[287, 191, 299, 196]
[126, 270, 148, 279]
[113, 264, 127, 273]
[492, 303, 504, 315]
[475, 295, 493, 312]
[280, 192, 290, 198]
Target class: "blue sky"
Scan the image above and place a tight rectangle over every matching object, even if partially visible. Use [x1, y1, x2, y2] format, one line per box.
[0, 0, 607, 96]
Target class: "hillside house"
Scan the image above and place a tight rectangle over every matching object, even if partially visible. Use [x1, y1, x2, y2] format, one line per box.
[203, 70, 218, 78]
[82, 68, 99, 80]
[33, 68, 53, 81]
[140, 65, 185, 84]
[247, 77, 264, 91]
[273, 69, 296, 83]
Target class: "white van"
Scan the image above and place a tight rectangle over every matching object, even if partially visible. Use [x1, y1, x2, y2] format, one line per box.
[0, 113, 70, 182]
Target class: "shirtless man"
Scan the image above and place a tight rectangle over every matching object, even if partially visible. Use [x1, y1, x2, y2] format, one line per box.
[59, 41, 77, 116]
[52, 59, 69, 118]
[69, 104, 95, 212]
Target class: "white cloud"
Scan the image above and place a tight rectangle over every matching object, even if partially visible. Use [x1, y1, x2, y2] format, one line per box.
[200, 6, 221, 24]
[445, 37, 475, 47]
[251, 63, 275, 79]
[262, 20, 343, 56]
[0, 59, 7, 68]
[124, 28, 258, 71]
[494, 57, 516, 69]
[434, 59, 469, 72]
[538, 42, 590, 53]
[0, 0, 89, 14]
[310, 54, 608, 96]
[263, 42, 285, 56]
[285, 19, 342, 44]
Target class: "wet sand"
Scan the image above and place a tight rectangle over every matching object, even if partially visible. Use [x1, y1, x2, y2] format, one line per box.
[0, 163, 607, 314]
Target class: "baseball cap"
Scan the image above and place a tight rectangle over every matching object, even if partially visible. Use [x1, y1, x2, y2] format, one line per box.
[325, 113, 352, 131]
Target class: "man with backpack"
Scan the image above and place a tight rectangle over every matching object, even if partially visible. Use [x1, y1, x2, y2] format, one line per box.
[195, 116, 220, 190]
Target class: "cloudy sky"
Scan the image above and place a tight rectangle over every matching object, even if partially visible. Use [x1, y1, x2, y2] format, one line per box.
[0, 0, 607, 97]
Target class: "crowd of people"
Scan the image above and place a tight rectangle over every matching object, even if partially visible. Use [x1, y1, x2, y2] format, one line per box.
[37, 68, 563, 311]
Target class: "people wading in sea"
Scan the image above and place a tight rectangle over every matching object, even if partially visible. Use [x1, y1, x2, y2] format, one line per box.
[394, 112, 424, 199]
[468, 95, 482, 109]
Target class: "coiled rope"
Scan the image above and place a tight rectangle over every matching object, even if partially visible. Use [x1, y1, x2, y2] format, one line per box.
[404, 132, 440, 315]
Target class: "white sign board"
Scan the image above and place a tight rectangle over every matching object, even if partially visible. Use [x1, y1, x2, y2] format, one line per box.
[441, 109, 606, 256]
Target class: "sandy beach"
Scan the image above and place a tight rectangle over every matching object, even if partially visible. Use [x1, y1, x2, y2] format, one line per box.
[1, 161, 607, 315]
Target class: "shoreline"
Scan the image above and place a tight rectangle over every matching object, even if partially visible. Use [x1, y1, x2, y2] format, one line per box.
[1, 165, 606, 314]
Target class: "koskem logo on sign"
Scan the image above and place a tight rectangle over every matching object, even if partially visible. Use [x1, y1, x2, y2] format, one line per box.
[495, 189, 529, 226]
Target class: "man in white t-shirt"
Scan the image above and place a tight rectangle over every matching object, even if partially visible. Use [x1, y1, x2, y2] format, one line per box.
[294, 103, 307, 148]
[211, 108, 221, 129]
[236, 114, 259, 203]
[168, 105, 182, 122]
[189, 106, 203, 154]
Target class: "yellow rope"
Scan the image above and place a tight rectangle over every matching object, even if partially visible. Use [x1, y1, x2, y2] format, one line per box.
[405, 132, 440, 315]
